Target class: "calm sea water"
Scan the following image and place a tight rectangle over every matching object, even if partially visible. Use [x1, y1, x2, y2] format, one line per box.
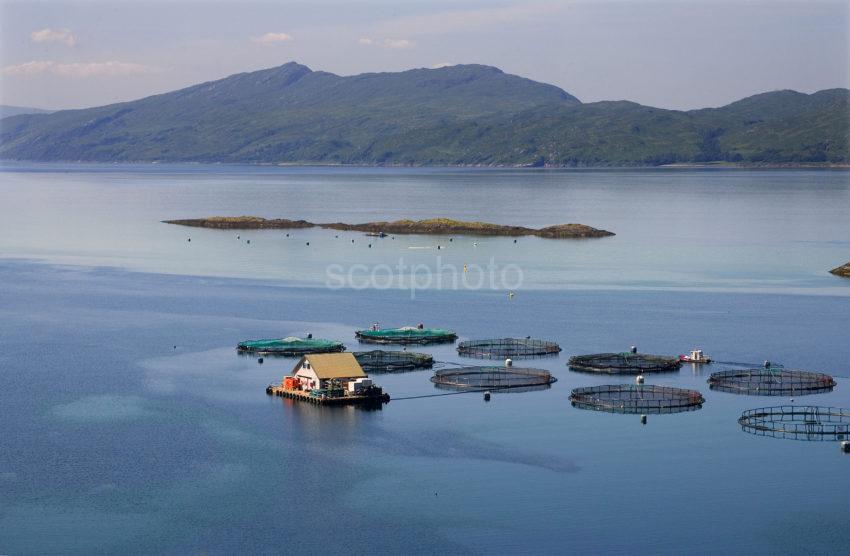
[1, 164, 849, 554]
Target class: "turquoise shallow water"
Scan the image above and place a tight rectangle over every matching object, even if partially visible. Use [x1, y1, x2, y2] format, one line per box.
[0, 164, 849, 554]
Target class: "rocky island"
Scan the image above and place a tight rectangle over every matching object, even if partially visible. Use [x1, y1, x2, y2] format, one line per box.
[829, 262, 850, 278]
[163, 216, 614, 239]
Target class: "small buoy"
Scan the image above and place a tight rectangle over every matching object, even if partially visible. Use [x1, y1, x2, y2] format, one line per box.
[505, 358, 513, 367]
[473, 242, 478, 247]
[258, 357, 264, 364]
[334, 235, 338, 238]
[508, 291, 514, 299]
[246, 239, 251, 244]
[236, 235, 240, 240]
[764, 360, 771, 369]
[630, 346, 637, 354]
[306, 242, 310, 246]
[640, 414, 647, 425]
[636, 375, 645, 385]
[449, 238, 453, 242]
[368, 244, 372, 248]
[307, 333, 313, 339]
[187, 237, 191, 242]
[790, 398, 794, 403]
[437, 245, 441, 250]
[173, 345, 177, 349]
[841, 440, 850, 453]
[286, 233, 289, 237]
[513, 239, 517, 243]
[484, 391, 491, 401]
[351, 239, 355, 243]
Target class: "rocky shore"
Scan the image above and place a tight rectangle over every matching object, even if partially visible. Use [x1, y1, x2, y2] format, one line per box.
[829, 262, 850, 278]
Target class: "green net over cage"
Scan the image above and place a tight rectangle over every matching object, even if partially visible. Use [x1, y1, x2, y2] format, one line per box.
[430, 366, 556, 391]
[353, 350, 434, 372]
[738, 406, 850, 441]
[236, 336, 345, 356]
[355, 326, 457, 345]
[708, 367, 836, 396]
[457, 338, 561, 359]
[568, 352, 681, 374]
[570, 384, 705, 414]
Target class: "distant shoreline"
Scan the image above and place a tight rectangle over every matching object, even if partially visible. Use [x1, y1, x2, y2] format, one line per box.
[2, 159, 848, 170]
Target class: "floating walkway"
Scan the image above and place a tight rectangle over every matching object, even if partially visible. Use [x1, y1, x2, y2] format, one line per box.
[457, 337, 561, 359]
[569, 349, 681, 374]
[708, 366, 836, 396]
[353, 349, 434, 372]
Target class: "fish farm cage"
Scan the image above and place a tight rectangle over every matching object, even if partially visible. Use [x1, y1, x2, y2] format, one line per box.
[353, 350, 434, 372]
[456, 338, 561, 359]
[738, 406, 850, 441]
[570, 384, 705, 414]
[568, 352, 681, 374]
[430, 366, 556, 391]
[708, 367, 836, 396]
[355, 326, 457, 345]
[236, 337, 345, 356]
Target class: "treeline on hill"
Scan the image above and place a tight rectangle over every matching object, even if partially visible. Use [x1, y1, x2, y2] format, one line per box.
[1, 62, 847, 166]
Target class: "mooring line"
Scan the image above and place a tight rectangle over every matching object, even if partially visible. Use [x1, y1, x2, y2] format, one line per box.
[391, 385, 513, 401]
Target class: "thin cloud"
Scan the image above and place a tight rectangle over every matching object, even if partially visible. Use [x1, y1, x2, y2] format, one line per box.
[3, 60, 158, 77]
[431, 62, 455, 69]
[252, 32, 294, 45]
[358, 37, 414, 49]
[370, 2, 565, 37]
[30, 28, 77, 46]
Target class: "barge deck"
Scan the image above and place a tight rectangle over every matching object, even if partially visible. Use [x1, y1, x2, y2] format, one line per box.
[266, 385, 390, 405]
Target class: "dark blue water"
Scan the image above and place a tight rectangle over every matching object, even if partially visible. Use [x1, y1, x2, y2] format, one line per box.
[1, 165, 849, 554]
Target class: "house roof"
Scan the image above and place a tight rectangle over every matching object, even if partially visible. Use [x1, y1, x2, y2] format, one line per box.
[293, 352, 367, 379]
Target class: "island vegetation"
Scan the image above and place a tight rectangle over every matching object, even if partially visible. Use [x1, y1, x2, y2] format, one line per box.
[163, 216, 614, 238]
[829, 262, 850, 278]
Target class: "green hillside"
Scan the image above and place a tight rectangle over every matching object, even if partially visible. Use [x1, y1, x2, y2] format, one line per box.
[0, 62, 846, 166]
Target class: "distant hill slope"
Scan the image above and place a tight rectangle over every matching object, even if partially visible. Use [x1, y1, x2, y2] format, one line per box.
[0, 62, 847, 166]
[0, 105, 52, 120]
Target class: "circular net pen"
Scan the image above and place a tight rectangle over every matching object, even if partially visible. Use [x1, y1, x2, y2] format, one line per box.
[355, 327, 457, 345]
[353, 350, 434, 372]
[708, 368, 836, 396]
[570, 384, 705, 414]
[236, 337, 345, 356]
[430, 366, 556, 392]
[568, 352, 681, 374]
[457, 338, 561, 359]
[739, 406, 850, 441]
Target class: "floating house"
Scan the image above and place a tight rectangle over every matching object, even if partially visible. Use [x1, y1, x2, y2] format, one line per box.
[267, 352, 389, 404]
[293, 353, 368, 391]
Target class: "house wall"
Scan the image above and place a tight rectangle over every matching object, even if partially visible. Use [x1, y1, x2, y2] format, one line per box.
[295, 366, 320, 390]
[293, 358, 364, 392]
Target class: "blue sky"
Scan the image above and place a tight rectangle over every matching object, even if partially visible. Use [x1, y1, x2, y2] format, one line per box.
[1, 0, 847, 111]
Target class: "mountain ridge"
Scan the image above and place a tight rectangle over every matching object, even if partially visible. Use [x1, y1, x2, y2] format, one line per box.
[1, 62, 847, 166]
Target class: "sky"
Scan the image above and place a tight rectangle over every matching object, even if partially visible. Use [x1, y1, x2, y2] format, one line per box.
[0, 0, 848, 111]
